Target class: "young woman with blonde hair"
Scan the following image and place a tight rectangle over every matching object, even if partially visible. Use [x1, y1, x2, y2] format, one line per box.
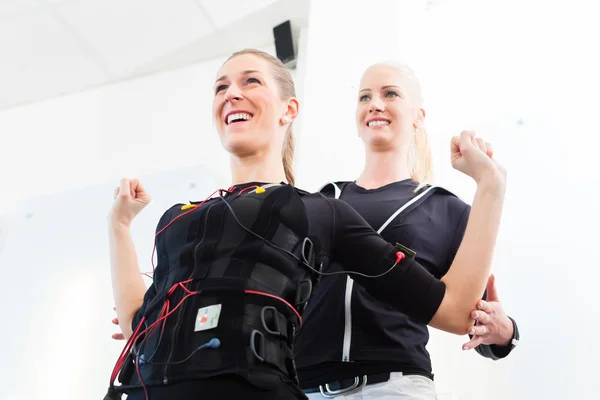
[295, 62, 520, 399]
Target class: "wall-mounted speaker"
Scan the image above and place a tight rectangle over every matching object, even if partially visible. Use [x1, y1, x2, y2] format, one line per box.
[273, 20, 296, 68]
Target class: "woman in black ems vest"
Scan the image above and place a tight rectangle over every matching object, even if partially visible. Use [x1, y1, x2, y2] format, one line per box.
[295, 62, 519, 399]
[106, 51, 508, 400]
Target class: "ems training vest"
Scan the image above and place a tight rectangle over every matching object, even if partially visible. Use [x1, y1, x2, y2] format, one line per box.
[113, 184, 318, 394]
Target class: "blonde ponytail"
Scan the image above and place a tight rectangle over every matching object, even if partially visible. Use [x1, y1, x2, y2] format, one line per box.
[408, 125, 433, 191]
[282, 128, 295, 186]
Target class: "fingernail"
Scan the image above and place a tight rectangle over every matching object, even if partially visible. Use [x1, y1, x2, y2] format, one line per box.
[470, 328, 475, 334]
[474, 311, 479, 319]
[463, 346, 469, 351]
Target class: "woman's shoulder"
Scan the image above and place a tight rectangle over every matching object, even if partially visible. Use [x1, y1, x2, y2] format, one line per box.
[155, 202, 190, 230]
[290, 186, 355, 220]
[427, 186, 470, 213]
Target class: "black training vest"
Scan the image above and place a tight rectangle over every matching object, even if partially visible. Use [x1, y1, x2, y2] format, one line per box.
[110, 184, 318, 395]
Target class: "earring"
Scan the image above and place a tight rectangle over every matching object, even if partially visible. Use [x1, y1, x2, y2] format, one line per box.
[282, 116, 290, 124]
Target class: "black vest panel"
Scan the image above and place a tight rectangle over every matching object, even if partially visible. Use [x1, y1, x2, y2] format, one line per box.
[114, 185, 317, 393]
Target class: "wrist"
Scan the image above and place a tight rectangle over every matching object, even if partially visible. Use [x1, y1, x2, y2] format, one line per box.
[109, 220, 131, 233]
[476, 171, 506, 194]
[498, 315, 515, 346]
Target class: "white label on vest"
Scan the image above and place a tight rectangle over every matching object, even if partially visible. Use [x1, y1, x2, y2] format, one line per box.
[194, 304, 222, 332]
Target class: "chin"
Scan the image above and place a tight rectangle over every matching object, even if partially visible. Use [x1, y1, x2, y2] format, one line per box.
[362, 130, 396, 148]
[222, 135, 263, 158]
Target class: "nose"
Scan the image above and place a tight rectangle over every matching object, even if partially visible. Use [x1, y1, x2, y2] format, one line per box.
[224, 83, 243, 103]
[368, 96, 384, 113]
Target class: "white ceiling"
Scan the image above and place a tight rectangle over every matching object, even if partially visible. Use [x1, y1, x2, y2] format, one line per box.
[0, 0, 309, 110]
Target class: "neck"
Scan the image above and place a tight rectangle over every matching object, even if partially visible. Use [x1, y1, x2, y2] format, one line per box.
[229, 151, 287, 186]
[355, 149, 411, 189]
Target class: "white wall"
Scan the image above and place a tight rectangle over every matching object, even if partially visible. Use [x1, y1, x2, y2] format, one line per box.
[1, 1, 600, 399]
[0, 54, 226, 215]
[295, 0, 600, 399]
[0, 43, 299, 215]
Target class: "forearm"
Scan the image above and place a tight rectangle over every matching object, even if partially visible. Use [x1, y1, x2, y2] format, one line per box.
[434, 176, 506, 333]
[109, 223, 147, 339]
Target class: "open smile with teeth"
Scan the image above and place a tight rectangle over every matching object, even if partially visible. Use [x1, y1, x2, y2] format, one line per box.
[227, 112, 253, 125]
[368, 120, 390, 127]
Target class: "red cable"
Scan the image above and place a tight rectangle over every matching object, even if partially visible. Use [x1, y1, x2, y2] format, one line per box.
[237, 185, 258, 196]
[150, 189, 230, 273]
[112, 185, 312, 397]
[136, 292, 198, 342]
[135, 358, 148, 400]
[140, 301, 169, 349]
[245, 289, 303, 325]
[114, 185, 404, 399]
[110, 279, 193, 382]
[110, 315, 146, 383]
[111, 285, 305, 400]
[128, 301, 170, 400]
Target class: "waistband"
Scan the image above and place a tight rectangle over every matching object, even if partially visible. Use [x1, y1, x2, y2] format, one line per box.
[303, 372, 391, 395]
[298, 362, 433, 389]
[303, 371, 435, 397]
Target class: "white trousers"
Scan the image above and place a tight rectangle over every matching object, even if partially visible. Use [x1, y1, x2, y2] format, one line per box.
[305, 373, 437, 400]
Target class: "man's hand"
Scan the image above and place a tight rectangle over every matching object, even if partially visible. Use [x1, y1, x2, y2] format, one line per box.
[462, 274, 514, 351]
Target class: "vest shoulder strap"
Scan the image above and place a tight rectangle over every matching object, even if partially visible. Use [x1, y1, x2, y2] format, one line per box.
[377, 185, 435, 234]
[378, 184, 460, 234]
[318, 181, 459, 235]
[318, 181, 351, 199]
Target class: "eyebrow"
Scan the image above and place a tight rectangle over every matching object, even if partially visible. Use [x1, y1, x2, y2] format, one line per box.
[215, 70, 262, 85]
[359, 85, 402, 93]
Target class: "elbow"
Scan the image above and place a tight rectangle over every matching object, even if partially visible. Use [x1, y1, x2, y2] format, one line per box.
[451, 319, 476, 335]
[429, 311, 470, 335]
[437, 317, 474, 336]
[116, 303, 142, 340]
[431, 289, 476, 335]
[119, 320, 134, 340]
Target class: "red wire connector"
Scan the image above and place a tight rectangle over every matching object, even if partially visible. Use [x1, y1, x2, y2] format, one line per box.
[395, 251, 405, 264]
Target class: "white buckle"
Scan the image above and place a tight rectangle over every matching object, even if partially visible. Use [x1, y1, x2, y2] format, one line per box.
[318, 375, 368, 398]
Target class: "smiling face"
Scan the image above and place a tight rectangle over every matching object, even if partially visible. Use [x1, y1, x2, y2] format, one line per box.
[212, 53, 290, 158]
[356, 64, 425, 152]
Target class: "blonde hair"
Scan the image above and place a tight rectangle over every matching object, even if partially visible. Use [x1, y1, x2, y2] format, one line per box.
[225, 49, 296, 186]
[364, 62, 434, 189]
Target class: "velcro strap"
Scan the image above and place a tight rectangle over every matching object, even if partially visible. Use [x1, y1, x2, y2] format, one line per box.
[244, 304, 292, 341]
[249, 329, 294, 377]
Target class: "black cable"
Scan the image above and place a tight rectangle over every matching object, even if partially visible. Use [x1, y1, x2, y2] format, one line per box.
[135, 339, 221, 366]
[130, 187, 400, 372]
[136, 317, 166, 363]
[215, 193, 401, 280]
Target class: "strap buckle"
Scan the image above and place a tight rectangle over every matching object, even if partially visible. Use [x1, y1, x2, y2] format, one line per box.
[295, 278, 312, 312]
[260, 306, 282, 337]
[249, 329, 294, 377]
[301, 237, 315, 267]
[318, 375, 368, 398]
[250, 329, 265, 362]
